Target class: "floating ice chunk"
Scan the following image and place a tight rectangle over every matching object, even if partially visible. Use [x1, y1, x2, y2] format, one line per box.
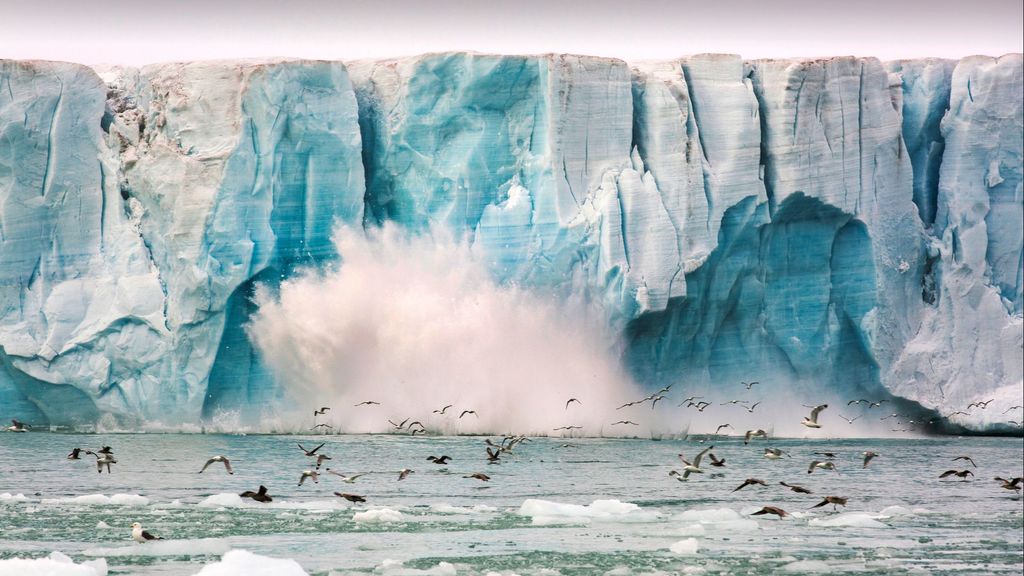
[52, 494, 150, 506]
[0, 493, 27, 502]
[353, 507, 404, 523]
[95, 521, 112, 530]
[669, 538, 700, 554]
[193, 550, 308, 576]
[808, 513, 888, 528]
[0, 551, 108, 576]
[375, 559, 457, 575]
[83, 539, 230, 557]
[429, 503, 497, 514]
[198, 494, 245, 508]
[517, 499, 653, 526]
[676, 508, 760, 531]
[782, 560, 831, 572]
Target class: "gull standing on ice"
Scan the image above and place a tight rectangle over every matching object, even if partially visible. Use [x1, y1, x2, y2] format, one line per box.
[131, 522, 162, 542]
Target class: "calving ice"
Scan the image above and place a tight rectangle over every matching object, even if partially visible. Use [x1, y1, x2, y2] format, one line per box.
[0, 53, 1020, 433]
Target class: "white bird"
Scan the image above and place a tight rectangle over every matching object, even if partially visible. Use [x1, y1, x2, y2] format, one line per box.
[298, 470, 320, 486]
[5, 419, 29, 433]
[802, 404, 828, 428]
[808, 460, 839, 475]
[198, 456, 233, 474]
[326, 470, 365, 483]
[744, 429, 768, 444]
[131, 522, 162, 542]
[86, 451, 117, 473]
[763, 448, 788, 460]
[676, 446, 714, 479]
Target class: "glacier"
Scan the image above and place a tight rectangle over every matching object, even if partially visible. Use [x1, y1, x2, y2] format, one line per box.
[0, 52, 1020, 432]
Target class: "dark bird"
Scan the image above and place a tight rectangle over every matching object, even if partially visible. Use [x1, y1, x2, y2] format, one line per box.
[354, 401, 380, 406]
[742, 381, 760, 390]
[939, 469, 974, 480]
[811, 496, 848, 511]
[612, 420, 638, 426]
[67, 448, 83, 460]
[553, 425, 582, 431]
[565, 398, 582, 409]
[780, 482, 812, 494]
[311, 423, 333, 431]
[967, 399, 994, 410]
[1002, 406, 1023, 414]
[464, 473, 491, 481]
[733, 478, 768, 492]
[994, 477, 1023, 492]
[240, 485, 272, 503]
[764, 448, 789, 460]
[97, 446, 114, 455]
[427, 455, 452, 464]
[297, 442, 326, 456]
[751, 506, 788, 518]
[313, 407, 330, 416]
[334, 492, 366, 503]
[388, 418, 411, 430]
[808, 461, 839, 474]
[952, 456, 976, 468]
[398, 468, 414, 481]
[813, 452, 838, 459]
[198, 455, 233, 474]
[862, 451, 879, 468]
[708, 453, 726, 467]
[459, 410, 478, 419]
[131, 522, 162, 542]
[433, 404, 454, 414]
[298, 470, 320, 485]
[744, 429, 768, 444]
[715, 424, 733, 434]
[486, 447, 501, 463]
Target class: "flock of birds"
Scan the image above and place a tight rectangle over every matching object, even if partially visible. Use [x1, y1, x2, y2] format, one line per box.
[3, 383, 1022, 543]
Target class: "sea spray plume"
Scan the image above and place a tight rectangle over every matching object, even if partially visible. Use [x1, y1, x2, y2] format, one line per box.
[248, 224, 650, 436]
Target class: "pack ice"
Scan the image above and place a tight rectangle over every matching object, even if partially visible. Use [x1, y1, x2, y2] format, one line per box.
[0, 53, 1019, 432]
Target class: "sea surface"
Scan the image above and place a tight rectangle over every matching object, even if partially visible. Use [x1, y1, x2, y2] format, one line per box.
[0, 433, 1021, 575]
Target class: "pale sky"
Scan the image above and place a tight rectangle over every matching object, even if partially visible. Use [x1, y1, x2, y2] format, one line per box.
[5, 0, 1022, 65]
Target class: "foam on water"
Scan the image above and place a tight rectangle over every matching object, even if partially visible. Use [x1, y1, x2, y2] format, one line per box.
[83, 539, 231, 557]
[808, 513, 890, 528]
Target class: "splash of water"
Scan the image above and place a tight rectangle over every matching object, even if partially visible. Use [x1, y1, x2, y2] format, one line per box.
[248, 225, 653, 436]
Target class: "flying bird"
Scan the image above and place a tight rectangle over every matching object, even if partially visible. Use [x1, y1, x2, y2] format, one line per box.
[485, 447, 501, 463]
[612, 420, 638, 426]
[676, 446, 714, 479]
[708, 453, 726, 467]
[459, 410, 478, 419]
[802, 404, 828, 428]
[862, 451, 880, 468]
[715, 424, 733, 434]
[744, 429, 768, 444]
[813, 452, 837, 459]
[565, 398, 582, 409]
[297, 442, 326, 456]
[315, 454, 332, 469]
[334, 492, 366, 503]
[811, 496, 848, 511]
[67, 448, 83, 460]
[763, 448, 788, 460]
[807, 461, 839, 475]
[313, 407, 330, 416]
[388, 418, 411, 430]
[240, 485, 272, 503]
[398, 468, 415, 481]
[553, 426, 583, 431]
[130, 522, 162, 542]
[939, 470, 974, 480]
[732, 478, 768, 492]
[433, 405, 454, 414]
[464, 473, 491, 481]
[6, 419, 29, 433]
[1002, 406, 1023, 414]
[354, 401, 380, 407]
[198, 456, 233, 474]
[310, 423, 333, 431]
[85, 451, 116, 473]
[994, 477, 1023, 492]
[326, 470, 365, 483]
[298, 470, 320, 485]
[780, 482, 812, 494]
[742, 381, 760, 390]
[427, 455, 452, 464]
[744, 402, 762, 413]
[952, 456, 976, 468]
[967, 399, 994, 410]
[751, 506, 788, 518]
[837, 414, 861, 424]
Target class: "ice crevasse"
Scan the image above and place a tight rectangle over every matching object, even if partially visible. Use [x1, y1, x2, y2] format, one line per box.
[0, 52, 1020, 432]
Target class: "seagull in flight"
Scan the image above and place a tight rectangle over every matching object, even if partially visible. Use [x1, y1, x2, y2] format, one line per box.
[967, 399, 994, 410]
[565, 398, 582, 409]
[326, 470, 365, 483]
[744, 429, 768, 444]
[464, 472, 491, 481]
[811, 496, 848, 511]
[85, 451, 117, 473]
[354, 401, 380, 407]
[742, 381, 760, 390]
[707, 453, 726, 467]
[553, 425, 582, 431]
[433, 404, 453, 414]
[427, 455, 452, 464]
[388, 418, 410, 430]
[780, 482, 812, 494]
[398, 468, 415, 481]
[1002, 406, 1023, 414]
[939, 469, 974, 480]
[315, 454, 332, 469]
[751, 506, 788, 518]
[952, 456, 976, 467]
[298, 470, 320, 485]
[837, 414, 861, 424]
[715, 424, 733, 434]
[732, 478, 768, 492]
[335, 492, 366, 503]
[862, 451, 879, 468]
[297, 442, 326, 456]
[744, 402, 762, 413]
[198, 456, 233, 474]
[313, 407, 330, 416]
[763, 448, 788, 460]
[807, 461, 839, 474]
[676, 446, 714, 479]
[459, 410, 478, 419]
[311, 423, 333, 431]
[994, 477, 1023, 492]
[612, 420, 638, 426]
[240, 485, 272, 502]
[802, 404, 828, 428]
[67, 448, 83, 460]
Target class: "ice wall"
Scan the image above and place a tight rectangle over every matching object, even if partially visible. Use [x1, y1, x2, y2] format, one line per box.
[0, 53, 1020, 432]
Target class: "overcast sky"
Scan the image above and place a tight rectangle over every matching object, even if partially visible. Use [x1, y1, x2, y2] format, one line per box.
[3, 0, 1021, 65]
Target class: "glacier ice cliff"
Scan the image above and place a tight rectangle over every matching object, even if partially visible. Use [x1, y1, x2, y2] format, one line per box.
[0, 53, 1020, 432]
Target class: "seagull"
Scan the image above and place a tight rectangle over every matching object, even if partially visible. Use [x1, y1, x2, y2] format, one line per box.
[310, 423, 333, 431]
[949, 410, 970, 417]
[967, 399, 994, 410]
[807, 461, 839, 475]
[692, 401, 712, 412]
[326, 470, 365, 483]
[553, 425, 583, 431]
[733, 478, 768, 492]
[67, 448, 83, 460]
[750, 506, 788, 518]
[612, 420, 638, 426]
[397, 468, 415, 481]
[464, 473, 491, 481]
[1002, 406, 1023, 414]
[722, 399, 749, 406]
[130, 522, 162, 543]
[939, 469, 974, 480]
[198, 456, 233, 474]
[427, 455, 452, 464]
[742, 381, 760, 390]
[354, 401, 380, 406]
[677, 446, 714, 478]
[780, 482, 812, 494]
[650, 395, 667, 409]
[297, 442, 326, 457]
[744, 429, 768, 444]
[334, 492, 366, 503]
[708, 453, 726, 467]
[668, 470, 687, 482]
[85, 451, 116, 473]
[679, 396, 704, 407]
[880, 413, 901, 421]
[994, 477, 1023, 492]
[764, 448, 788, 460]
[6, 419, 29, 432]
[298, 470, 320, 485]
[813, 452, 837, 459]
[862, 451, 879, 468]
[617, 400, 639, 410]
[315, 454, 332, 469]
[433, 404, 454, 414]
[388, 418, 410, 430]
[811, 496, 848, 511]
[837, 414, 861, 424]
[459, 410, 478, 419]
[240, 485, 272, 503]
[565, 398, 582, 409]
[313, 407, 330, 416]
[715, 424, 733, 434]
[96, 446, 114, 455]
[952, 456, 976, 468]
[744, 402, 762, 413]
[486, 447, 501, 463]
[802, 404, 828, 428]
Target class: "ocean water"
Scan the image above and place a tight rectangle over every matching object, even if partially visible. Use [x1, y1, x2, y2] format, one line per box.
[0, 433, 1021, 575]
